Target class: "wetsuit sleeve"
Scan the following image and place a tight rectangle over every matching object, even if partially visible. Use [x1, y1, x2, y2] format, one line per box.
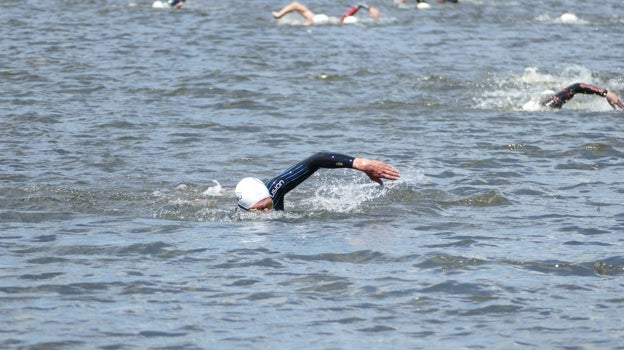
[541, 83, 608, 108]
[340, 4, 370, 22]
[265, 152, 355, 210]
[340, 6, 359, 22]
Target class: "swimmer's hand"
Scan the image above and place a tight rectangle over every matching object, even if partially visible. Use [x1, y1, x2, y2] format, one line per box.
[353, 158, 401, 186]
[605, 91, 624, 110]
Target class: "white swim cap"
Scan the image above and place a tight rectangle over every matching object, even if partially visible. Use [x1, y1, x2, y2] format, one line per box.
[235, 177, 270, 210]
[342, 16, 358, 24]
[417, 2, 431, 10]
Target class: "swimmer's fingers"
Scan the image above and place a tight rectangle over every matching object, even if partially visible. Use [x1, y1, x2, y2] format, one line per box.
[354, 158, 401, 186]
[377, 163, 401, 181]
[366, 173, 384, 186]
[606, 92, 624, 110]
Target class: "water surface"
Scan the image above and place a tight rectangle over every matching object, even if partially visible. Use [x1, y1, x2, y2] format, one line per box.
[1, 0, 623, 349]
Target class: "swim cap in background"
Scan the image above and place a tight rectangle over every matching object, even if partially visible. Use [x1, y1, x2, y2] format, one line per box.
[235, 177, 270, 210]
[342, 16, 359, 24]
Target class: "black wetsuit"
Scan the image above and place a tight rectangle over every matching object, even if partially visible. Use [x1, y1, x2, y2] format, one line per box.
[170, 0, 185, 7]
[265, 152, 355, 210]
[540, 83, 608, 108]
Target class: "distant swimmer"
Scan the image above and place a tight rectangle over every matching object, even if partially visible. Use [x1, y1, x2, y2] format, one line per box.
[170, 0, 185, 8]
[398, 0, 432, 10]
[272, 2, 381, 25]
[152, 0, 185, 8]
[538, 83, 624, 110]
[235, 152, 400, 211]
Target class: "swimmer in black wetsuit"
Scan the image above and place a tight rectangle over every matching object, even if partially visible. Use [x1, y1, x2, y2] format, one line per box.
[235, 152, 400, 211]
[540, 83, 624, 109]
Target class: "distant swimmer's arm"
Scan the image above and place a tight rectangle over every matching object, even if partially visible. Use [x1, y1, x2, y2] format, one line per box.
[340, 4, 379, 22]
[170, 0, 185, 8]
[340, 6, 359, 22]
[352, 157, 401, 186]
[541, 83, 613, 109]
[573, 83, 608, 97]
[568, 83, 623, 110]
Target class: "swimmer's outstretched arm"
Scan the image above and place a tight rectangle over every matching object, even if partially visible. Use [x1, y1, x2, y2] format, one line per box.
[541, 83, 624, 109]
[265, 152, 400, 210]
[269, 153, 399, 195]
[353, 157, 401, 185]
[272, 2, 316, 24]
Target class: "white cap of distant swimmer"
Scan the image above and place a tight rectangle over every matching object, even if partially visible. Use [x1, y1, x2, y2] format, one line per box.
[235, 177, 270, 210]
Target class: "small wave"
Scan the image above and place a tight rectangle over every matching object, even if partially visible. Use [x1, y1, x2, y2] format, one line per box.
[508, 256, 624, 277]
[415, 253, 487, 272]
[442, 189, 510, 207]
[287, 250, 384, 264]
[577, 143, 623, 160]
[456, 304, 523, 316]
[415, 253, 624, 277]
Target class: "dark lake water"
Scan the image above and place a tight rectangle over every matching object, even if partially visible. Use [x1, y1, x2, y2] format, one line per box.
[1, 0, 623, 348]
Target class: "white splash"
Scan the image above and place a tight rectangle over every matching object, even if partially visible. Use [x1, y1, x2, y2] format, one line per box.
[152, 1, 168, 9]
[203, 180, 223, 196]
[559, 13, 579, 24]
[521, 99, 542, 112]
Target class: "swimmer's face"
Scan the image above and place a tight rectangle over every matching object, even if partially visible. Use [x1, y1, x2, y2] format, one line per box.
[249, 197, 274, 211]
[368, 7, 380, 19]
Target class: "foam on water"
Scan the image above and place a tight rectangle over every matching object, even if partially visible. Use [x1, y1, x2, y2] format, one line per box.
[307, 181, 391, 213]
[202, 180, 223, 196]
[152, 0, 168, 9]
[559, 12, 579, 23]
